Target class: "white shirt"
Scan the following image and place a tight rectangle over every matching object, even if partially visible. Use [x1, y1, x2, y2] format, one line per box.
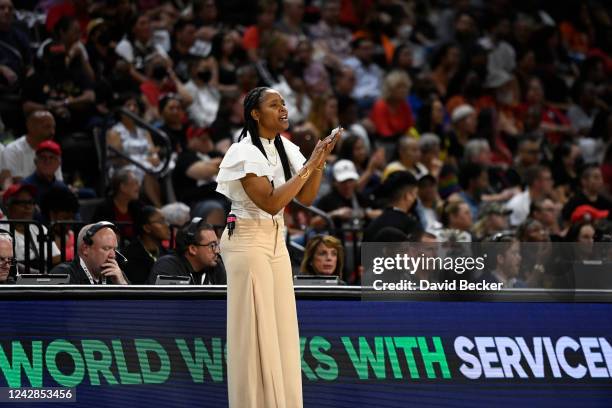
[216, 135, 306, 220]
[505, 189, 531, 227]
[1, 136, 63, 180]
[185, 81, 221, 128]
[14, 224, 60, 267]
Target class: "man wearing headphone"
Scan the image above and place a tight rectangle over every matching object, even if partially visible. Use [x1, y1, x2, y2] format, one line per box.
[146, 217, 225, 285]
[50, 222, 129, 284]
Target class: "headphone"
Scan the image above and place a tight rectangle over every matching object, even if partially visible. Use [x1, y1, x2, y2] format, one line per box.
[183, 217, 203, 245]
[83, 221, 119, 245]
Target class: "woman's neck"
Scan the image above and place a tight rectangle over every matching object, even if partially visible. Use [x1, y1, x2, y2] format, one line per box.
[140, 235, 160, 254]
[258, 128, 276, 141]
[113, 195, 130, 213]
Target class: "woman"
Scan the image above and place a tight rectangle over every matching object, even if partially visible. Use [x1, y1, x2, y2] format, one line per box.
[123, 206, 171, 284]
[107, 95, 163, 206]
[216, 87, 338, 407]
[338, 135, 384, 194]
[300, 235, 344, 280]
[370, 70, 415, 139]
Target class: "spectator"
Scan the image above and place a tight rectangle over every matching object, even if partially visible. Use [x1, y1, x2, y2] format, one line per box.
[363, 171, 421, 242]
[416, 174, 442, 232]
[22, 41, 95, 135]
[23, 140, 68, 205]
[209, 30, 242, 94]
[309, 0, 352, 68]
[92, 168, 142, 241]
[428, 43, 461, 99]
[508, 135, 543, 186]
[50, 16, 95, 82]
[241, 0, 277, 62]
[480, 236, 525, 288]
[562, 164, 612, 223]
[161, 202, 191, 227]
[123, 205, 170, 284]
[530, 198, 562, 241]
[169, 18, 204, 82]
[416, 98, 445, 138]
[455, 162, 489, 220]
[106, 95, 162, 206]
[4, 183, 60, 270]
[172, 127, 222, 207]
[438, 200, 473, 241]
[40, 185, 79, 260]
[275, 0, 307, 51]
[294, 39, 331, 96]
[383, 135, 428, 181]
[506, 165, 554, 227]
[185, 57, 222, 128]
[472, 203, 511, 242]
[158, 94, 190, 152]
[337, 134, 384, 194]
[313, 159, 378, 232]
[0, 231, 14, 284]
[551, 141, 582, 202]
[0, 0, 27, 132]
[418, 133, 443, 178]
[446, 104, 477, 166]
[147, 218, 225, 284]
[190, 200, 226, 239]
[50, 222, 128, 284]
[115, 14, 168, 84]
[300, 234, 344, 282]
[343, 37, 384, 109]
[370, 70, 414, 140]
[1, 110, 61, 182]
[567, 81, 599, 136]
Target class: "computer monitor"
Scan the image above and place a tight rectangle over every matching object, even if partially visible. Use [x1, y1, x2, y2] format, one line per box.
[293, 275, 342, 286]
[154, 275, 192, 285]
[16, 274, 70, 285]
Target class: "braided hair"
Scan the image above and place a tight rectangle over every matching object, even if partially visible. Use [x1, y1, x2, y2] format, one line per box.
[239, 87, 292, 184]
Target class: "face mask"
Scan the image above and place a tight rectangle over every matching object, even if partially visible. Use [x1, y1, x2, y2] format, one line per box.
[152, 65, 167, 81]
[197, 70, 212, 83]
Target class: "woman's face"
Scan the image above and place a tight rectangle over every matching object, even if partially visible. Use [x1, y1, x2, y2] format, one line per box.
[526, 78, 544, 104]
[124, 98, 140, 114]
[147, 210, 171, 241]
[312, 243, 338, 276]
[397, 47, 413, 69]
[577, 224, 595, 244]
[222, 34, 235, 56]
[63, 21, 81, 46]
[324, 98, 338, 120]
[162, 99, 183, 125]
[352, 138, 367, 165]
[525, 220, 547, 242]
[133, 16, 151, 42]
[253, 90, 289, 135]
[432, 99, 444, 125]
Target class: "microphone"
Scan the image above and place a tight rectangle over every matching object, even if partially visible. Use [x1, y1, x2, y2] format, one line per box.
[115, 249, 128, 266]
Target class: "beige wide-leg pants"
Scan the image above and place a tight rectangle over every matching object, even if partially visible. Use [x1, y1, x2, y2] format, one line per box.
[221, 218, 303, 408]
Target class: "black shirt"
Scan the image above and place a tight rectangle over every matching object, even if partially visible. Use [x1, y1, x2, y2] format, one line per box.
[147, 253, 227, 285]
[562, 191, 612, 222]
[123, 239, 170, 284]
[50, 258, 129, 284]
[363, 207, 422, 242]
[172, 149, 221, 206]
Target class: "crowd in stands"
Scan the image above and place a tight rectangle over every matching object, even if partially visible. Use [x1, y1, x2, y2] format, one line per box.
[0, 0, 611, 287]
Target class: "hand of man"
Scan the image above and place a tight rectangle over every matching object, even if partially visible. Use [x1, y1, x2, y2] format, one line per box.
[100, 258, 128, 285]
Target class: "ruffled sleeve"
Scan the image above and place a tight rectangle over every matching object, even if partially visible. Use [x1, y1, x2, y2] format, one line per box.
[281, 136, 307, 175]
[216, 142, 272, 201]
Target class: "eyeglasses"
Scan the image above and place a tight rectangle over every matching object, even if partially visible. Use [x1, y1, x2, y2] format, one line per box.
[0, 257, 16, 266]
[192, 241, 219, 251]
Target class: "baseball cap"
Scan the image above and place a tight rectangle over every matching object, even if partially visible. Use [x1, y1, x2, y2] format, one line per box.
[451, 104, 475, 123]
[478, 202, 512, 220]
[333, 159, 359, 182]
[36, 140, 61, 156]
[3, 184, 37, 206]
[570, 205, 609, 223]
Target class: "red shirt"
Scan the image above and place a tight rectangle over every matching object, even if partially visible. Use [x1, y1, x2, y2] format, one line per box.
[369, 99, 414, 138]
[242, 26, 260, 50]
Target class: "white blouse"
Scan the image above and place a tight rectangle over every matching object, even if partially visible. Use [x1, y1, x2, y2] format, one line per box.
[216, 135, 306, 220]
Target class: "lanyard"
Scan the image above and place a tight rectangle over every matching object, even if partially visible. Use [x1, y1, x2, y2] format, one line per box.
[80, 257, 103, 285]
